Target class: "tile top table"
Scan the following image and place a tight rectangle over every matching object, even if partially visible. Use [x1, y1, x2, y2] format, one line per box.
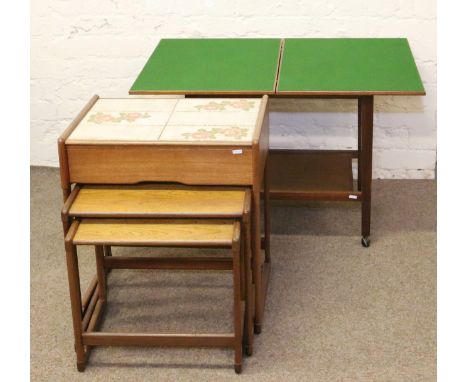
[60, 96, 268, 187]
[67, 97, 262, 145]
[58, 95, 270, 332]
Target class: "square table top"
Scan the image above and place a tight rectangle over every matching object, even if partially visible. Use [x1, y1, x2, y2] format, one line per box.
[277, 38, 425, 95]
[129, 38, 282, 95]
[66, 97, 263, 146]
[129, 38, 425, 97]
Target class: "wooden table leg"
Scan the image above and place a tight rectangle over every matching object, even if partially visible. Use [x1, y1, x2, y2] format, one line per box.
[251, 184, 271, 334]
[232, 224, 243, 374]
[243, 213, 254, 356]
[264, 159, 271, 262]
[103, 246, 112, 277]
[360, 96, 374, 247]
[251, 186, 262, 333]
[357, 98, 362, 192]
[65, 224, 87, 371]
[95, 246, 107, 301]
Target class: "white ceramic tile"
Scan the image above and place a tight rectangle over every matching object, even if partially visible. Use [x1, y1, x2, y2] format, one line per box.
[67, 124, 165, 143]
[169, 98, 261, 128]
[67, 98, 178, 142]
[82, 109, 172, 126]
[159, 124, 255, 143]
[167, 111, 258, 126]
[174, 98, 261, 113]
[93, 98, 178, 112]
[67, 97, 262, 144]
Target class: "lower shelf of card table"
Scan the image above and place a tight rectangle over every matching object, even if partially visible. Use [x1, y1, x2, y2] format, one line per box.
[268, 150, 361, 201]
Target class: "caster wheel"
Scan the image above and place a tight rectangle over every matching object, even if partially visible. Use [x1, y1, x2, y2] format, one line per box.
[235, 364, 242, 374]
[361, 237, 370, 248]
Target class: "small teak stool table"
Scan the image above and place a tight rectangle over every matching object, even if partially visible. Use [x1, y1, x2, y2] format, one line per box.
[58, 95, 271, 332]
[64, 218, 246, 373]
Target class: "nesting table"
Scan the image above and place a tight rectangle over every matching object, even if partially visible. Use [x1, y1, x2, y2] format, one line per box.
[130, 37, 425, 247]
[58, 95, 270, 332]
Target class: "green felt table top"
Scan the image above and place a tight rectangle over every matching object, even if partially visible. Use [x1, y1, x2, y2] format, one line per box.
[130, 38, 425, 96]
[130, 38, 281, 95]
[277, 38, 425, 95]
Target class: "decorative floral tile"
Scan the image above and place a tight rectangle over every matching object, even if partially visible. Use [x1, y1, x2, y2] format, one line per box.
[159, 124, 255, 143]
[174, 98, 261, 112]
[87, 111, 152, 124]
[168, 98, 261, 131]
[167, 110, 258, 127]
[93, 98, 178, 112]
[67, 98, 177, 142]
[67, 124, 166, 143]
[195, 99, 257, 111]
[67, 98, 261, 144]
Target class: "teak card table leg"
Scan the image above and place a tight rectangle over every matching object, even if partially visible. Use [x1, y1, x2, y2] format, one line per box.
[357, 98, 362, 192]
[360, 96, 374, 247]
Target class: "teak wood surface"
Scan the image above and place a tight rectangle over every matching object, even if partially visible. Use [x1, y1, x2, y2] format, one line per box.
[73, 219, 236, 247]
[69, 185, 247, 218]
[66, 145, 254, 185]
[268, 150, 357, 200]
[58, 95, 270, 332]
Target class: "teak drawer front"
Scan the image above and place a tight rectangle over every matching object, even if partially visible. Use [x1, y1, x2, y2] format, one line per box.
[67, 145, 253, 186]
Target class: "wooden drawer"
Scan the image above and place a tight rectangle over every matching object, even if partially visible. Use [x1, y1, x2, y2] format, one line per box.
[67, 144, 253, 186]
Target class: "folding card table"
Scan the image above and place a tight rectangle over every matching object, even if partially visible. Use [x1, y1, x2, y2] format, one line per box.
[130, 37, 425, 248]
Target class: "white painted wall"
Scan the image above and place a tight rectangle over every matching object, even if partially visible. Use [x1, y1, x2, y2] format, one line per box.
[31, 0, 436, 178]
